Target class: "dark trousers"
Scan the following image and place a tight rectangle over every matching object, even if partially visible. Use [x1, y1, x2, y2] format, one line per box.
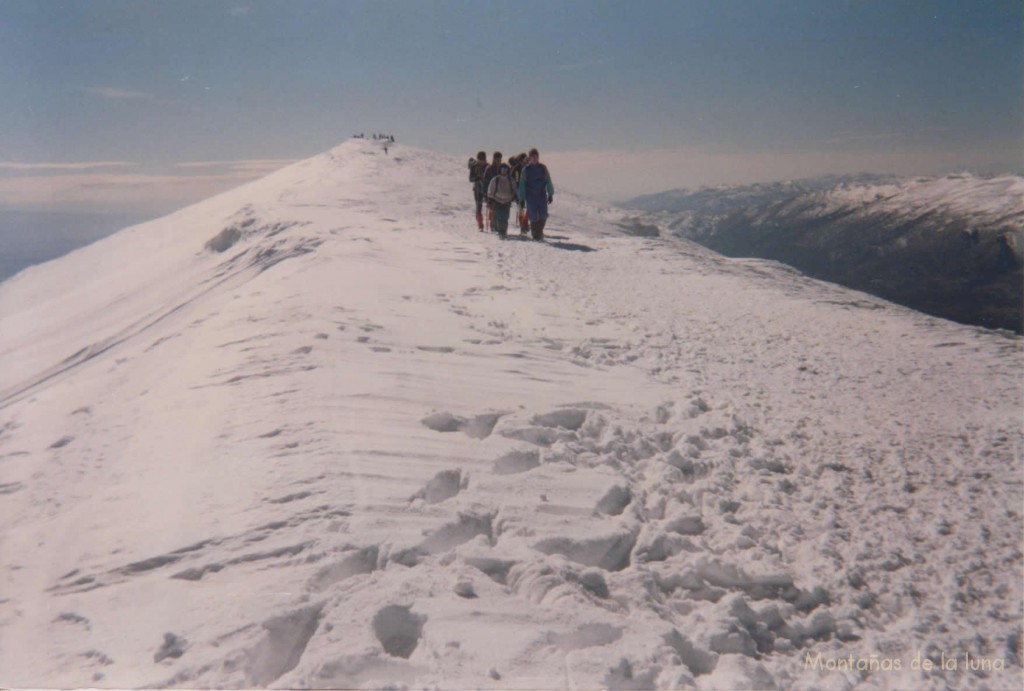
[493, 203, 511, 237]
[530, 217, 546, 240]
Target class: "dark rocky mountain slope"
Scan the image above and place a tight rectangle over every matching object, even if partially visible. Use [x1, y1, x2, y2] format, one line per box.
[623, 174, 1023, 332]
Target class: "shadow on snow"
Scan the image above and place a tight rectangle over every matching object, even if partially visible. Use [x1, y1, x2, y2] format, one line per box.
[503, 234, 596, 252]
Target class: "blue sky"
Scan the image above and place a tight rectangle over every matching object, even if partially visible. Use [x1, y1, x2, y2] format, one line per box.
[1, 0, 1020, 212]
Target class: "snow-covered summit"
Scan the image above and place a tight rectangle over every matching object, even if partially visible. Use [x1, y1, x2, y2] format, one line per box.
[0, 140, 1021, 689]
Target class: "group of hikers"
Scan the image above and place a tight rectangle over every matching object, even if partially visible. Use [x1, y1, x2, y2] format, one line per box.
[353, 132, 396, 142]
[468, 149, 554, 241]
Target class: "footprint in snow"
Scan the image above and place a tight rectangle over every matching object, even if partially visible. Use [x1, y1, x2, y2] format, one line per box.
[411, 469, 465, 504]
[531, 408, 588, 431]
[546, 623, 623, 652]
[420, 411, 502, 439]
[153, 632, 188, 663]
[245, 605, 324, 686]
[373, 605, 425, 659]
[309, 545, 379, 592]
[50, 436, 74, 449]
[0, 481, 25, 496]
[493, 449, 540, 475]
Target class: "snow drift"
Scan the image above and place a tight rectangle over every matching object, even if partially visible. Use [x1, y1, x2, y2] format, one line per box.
[0, 140, 1020, 689]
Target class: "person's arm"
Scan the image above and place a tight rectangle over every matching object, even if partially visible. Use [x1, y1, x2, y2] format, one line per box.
[545, 166, 554, 201]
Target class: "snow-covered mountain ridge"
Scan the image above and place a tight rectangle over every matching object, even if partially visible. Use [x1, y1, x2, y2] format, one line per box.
[622, 174, 1024, 332]
[0, 140, 1021, 689]
[621, 174, 904, 216]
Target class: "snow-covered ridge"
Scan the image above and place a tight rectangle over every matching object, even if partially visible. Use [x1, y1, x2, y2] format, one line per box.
[0, 140, 1020, 689]
[623, 173, 1024, 332]
[763, 173, 1024, 226]
[0, 140, 622, 401]
[621, 173, 904, 215]
[624, 172, 1024, 226]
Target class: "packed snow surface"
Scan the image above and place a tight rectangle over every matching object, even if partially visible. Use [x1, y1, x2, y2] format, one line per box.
[0, 140, 1021, 690]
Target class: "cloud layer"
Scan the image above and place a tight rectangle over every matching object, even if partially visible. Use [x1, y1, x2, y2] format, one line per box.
[0, 145, 1015, 215]
[547, 144, 1019, 201]
[0, 160, 294, 213]
[0, 162, 134, 172]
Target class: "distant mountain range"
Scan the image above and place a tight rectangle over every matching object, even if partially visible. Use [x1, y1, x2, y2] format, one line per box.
[621, 174, 1024, 332]
[622, 173, 903, 215]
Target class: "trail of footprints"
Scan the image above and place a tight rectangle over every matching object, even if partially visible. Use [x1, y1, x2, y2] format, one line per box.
[48, 393, 842, 686]
[347, 394, 842, 684]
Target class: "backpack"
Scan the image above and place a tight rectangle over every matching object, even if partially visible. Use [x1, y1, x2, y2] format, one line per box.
[468, 158, 483, 183]
[489, 174, 516, 205]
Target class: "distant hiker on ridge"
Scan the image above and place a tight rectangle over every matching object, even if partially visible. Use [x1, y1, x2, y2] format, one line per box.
[518, 148, 554, 241]
[467, 151, 487, 230]
[481, 152, 504, 232]
[487, 162, 518, 239]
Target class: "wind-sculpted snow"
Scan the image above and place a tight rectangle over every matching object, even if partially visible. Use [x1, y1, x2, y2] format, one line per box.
[0, 140, 1020, 689]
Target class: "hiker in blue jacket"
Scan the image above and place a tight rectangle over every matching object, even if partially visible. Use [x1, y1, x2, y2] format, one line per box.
[518, 148, 554, 240]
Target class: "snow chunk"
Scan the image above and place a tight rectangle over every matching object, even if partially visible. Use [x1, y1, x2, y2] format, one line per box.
[534, 528, 639, 572]
[596, 484, 632, 516]
[663, 629, 717, 676]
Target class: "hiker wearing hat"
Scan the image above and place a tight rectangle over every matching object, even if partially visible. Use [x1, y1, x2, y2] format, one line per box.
[467, 151, 487, 230]
[518, 148, 554, 240]
[486, 162, 518, 239]
[480, 152, 504, 232]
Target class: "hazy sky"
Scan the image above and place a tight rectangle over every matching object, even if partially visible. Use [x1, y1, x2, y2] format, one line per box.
[1, 0, 1020, 212]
